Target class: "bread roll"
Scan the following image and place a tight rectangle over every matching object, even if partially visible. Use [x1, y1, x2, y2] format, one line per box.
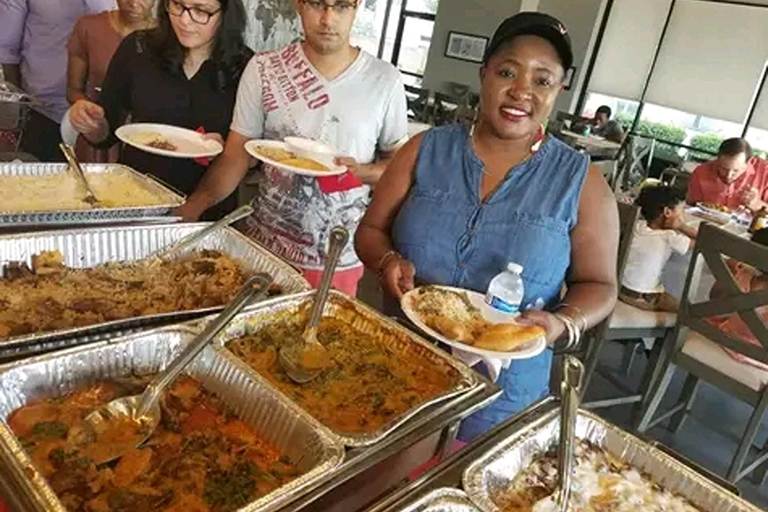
[473, 323, 546, 352]
[428, 316, 474, 343]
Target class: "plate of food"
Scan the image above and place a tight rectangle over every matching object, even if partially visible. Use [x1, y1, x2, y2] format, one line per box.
[401, 285, 547, 359]
[116, 123, 224, 158]
[690, 202, 732, 225]
[245, 139, 347, 177]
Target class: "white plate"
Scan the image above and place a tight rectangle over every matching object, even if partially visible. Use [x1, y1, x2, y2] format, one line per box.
[116, 123, 223, 159]
[401, 286, 547, 360]
[692, 203, 732, 224]
[244, 139, 347, 177]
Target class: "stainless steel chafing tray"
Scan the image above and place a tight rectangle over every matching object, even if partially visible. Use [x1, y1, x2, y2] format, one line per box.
[0, 162, 184, 226]
[393, 488, 480, 512]
[462, 408, 764, 512]
[0, 326, 345, 512]
[0, 223, 310, 359]
[205, 290, 479, 447]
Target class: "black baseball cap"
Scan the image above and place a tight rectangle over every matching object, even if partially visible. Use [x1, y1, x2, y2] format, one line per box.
[483, 12, 573, 71]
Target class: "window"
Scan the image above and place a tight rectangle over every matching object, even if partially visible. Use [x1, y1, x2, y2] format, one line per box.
[350, 0, 439, 83]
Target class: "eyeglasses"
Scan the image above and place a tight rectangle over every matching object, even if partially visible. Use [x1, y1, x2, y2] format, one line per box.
[301, 0, 358, 14]
[167, 0, 221, 24]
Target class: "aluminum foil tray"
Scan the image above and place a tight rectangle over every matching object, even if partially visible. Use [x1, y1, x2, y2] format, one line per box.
[462, 408, 762, 512]
[394, 488, 480, 512]
[209, 290, 479, 447]
[0, 326, 344, 512]
[0, 223, 310, 357]
[0, 163, 184, 226]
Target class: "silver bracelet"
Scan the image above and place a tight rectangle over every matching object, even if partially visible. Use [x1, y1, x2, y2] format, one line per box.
[554, 312, 581, 351]
[558, 302, 589, 333]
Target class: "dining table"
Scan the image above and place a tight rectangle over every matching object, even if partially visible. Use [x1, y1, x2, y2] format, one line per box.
[559, 129, 622, 159]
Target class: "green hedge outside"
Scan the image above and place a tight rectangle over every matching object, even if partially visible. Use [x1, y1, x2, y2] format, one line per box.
[615, 113, 686, 160]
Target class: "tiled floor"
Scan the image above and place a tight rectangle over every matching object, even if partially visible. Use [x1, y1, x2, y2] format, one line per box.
[586, 340, 768, 510]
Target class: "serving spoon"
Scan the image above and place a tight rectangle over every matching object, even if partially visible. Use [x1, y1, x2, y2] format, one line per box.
[555, 355, 584, 512]
[278, 226, 348, 384]
[59, 143, 100, 207]
[69, 272, 273, 465]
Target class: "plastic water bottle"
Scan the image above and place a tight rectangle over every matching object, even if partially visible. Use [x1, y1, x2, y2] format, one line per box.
[485, 262, 525, 315]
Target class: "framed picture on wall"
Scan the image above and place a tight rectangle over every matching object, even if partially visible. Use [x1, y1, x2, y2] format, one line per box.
[445, 32, 488, 63]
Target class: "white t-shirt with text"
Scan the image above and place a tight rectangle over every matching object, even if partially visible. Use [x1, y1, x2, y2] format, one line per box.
[231, 43, 408, 270]
[621, 219, 691, 293]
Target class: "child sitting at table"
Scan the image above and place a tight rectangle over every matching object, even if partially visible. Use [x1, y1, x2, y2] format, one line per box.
[620, 185, 699, 312]
[708, 228, 768, 369]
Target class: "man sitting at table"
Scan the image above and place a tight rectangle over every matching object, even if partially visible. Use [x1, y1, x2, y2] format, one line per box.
[687, 138, 768, 213]
[590, 105, 624, 143]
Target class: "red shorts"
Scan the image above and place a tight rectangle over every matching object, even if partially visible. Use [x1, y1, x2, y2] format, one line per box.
[300, 265, 364, 297]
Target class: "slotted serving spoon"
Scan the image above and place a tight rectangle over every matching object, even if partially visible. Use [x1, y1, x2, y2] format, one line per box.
[555, 355, 584, 512]
[278, 226, 348, 384]
[69, 272, 273, 465]
[59, 143, 100, 207]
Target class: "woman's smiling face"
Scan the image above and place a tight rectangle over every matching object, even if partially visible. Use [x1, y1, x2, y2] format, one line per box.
[479, 34, 565, 140]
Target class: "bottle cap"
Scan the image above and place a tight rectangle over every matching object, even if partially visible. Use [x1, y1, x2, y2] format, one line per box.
[507, 262, 524, 274]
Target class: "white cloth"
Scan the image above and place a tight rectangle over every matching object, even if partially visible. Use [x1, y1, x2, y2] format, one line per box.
[451, 347, 511, 383]
[60, 107, 79, 146]
[231, 43, 408, 270]
[621, 219, 690, 293]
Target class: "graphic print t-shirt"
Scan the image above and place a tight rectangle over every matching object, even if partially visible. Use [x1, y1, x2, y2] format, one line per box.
[231, 43, 408, 270]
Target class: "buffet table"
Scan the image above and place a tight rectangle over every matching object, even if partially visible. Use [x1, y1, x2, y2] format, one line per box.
[363, 396, 759, 512]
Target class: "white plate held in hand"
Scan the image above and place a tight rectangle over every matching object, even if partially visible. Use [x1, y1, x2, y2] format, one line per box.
[244, 139, 347, 177]
[401, 286, 547, 360]
[116, 123, 223, 159]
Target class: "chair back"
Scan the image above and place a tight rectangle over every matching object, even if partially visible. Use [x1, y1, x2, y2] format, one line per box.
[676, 223, 768, 366]
[432, 92, 459, 126]
[614, 134, 656, 192]
[405, 85, 430, 123]
[616, 202, 640, 279]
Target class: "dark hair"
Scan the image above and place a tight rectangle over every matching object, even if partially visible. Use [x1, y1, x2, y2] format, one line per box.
[145, 0, 253, 92]
[634, 185, 685, 222]
[753, 228, 768, 247]
[596, 105, 611, 118]
[718, 138, 752, 159]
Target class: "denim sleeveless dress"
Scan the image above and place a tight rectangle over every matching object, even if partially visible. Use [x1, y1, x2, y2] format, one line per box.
[391, 124, 588, 441]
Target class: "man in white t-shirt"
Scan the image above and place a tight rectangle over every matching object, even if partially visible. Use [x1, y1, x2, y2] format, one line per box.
[177, 0, 408, 296]
[621, 186, 698, 312]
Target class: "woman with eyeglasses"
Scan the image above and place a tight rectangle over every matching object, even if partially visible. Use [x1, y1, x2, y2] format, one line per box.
[68, 0, 252, 220]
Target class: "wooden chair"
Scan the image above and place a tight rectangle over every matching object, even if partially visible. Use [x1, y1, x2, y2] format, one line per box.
[636, 223, 768, 483]
[581, 202, 677, 410]
[405, 85, 430, 123]
[613, 134, 656, 192]
[432, 92, 459, 126]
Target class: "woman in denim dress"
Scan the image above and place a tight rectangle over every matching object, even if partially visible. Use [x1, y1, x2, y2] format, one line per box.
[355, 12, 619, 442]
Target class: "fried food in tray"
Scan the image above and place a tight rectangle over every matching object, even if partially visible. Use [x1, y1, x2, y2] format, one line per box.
[7, 376, 301, 512]
[0, 249, 279, 340]
[411, 286, 545, 351]
[225, 311, 462, 434]
[498, 441, 701, 512]
[699, 202, 732, 214]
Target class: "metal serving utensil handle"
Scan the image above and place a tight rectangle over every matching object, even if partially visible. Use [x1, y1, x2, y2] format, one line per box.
[153, 204, 253, 260]
[59, 143, 95, 197]
[136, 272, 272, 418]
[306, 226, 349, 330]
[556, 355, 584, 512]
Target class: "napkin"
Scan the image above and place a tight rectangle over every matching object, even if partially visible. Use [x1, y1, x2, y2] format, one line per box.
[451, 347, 511, 383]
[317, 169, 363, 194]
[194, 126, 212, 167]
[60, 107, 79, 146]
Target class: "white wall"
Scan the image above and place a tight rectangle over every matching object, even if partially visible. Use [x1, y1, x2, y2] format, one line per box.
[537, 0, 608, 115]
[422, 0, 523, 94]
